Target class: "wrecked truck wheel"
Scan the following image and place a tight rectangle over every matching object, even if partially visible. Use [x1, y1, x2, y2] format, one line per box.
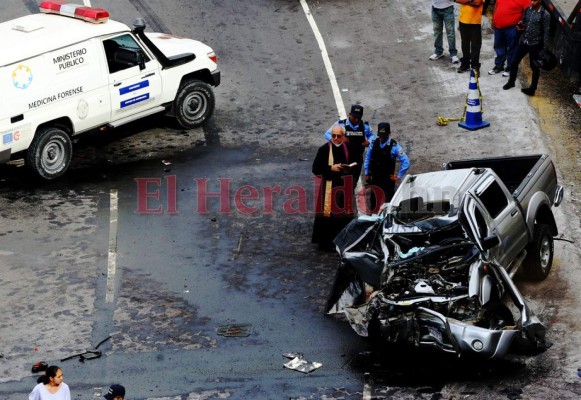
[26, 127, 72, 180]
[174, 80, 215, 129]
[523, 224, 554, 281]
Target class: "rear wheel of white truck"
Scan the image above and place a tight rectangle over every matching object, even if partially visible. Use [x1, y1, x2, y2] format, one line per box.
[174, 80, 215, 129]
[523, 224, 554, 281]
[26, 127, 72, 180]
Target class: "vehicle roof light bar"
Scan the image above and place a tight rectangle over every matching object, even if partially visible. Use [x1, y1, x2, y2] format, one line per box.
[39, 1, 109, 24]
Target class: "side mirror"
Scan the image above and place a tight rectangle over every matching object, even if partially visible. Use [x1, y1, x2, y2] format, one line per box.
[481, 235, 500, 250]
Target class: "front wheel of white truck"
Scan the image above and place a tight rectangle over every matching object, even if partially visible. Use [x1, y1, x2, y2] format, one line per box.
[27, 127, 72, 180]
[174, 80, 215, 129]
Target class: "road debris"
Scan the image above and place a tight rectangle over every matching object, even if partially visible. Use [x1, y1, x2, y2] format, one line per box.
[282, 353, 322, 374]
[216, 324, 252, 337]
[229, 232, 243, 261]
[60, 336, 111, 363]
[31, 361, 48, 373]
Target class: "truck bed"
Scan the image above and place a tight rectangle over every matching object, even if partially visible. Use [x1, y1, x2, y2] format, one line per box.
[444, 154, 545, 196]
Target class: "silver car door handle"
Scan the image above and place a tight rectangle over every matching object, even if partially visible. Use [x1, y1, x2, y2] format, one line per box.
[142, 72, 155, 78]
[510, 208, 518, 216]
[113, 82, 122, 87]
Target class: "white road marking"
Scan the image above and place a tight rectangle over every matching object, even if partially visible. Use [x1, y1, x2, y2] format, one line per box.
[300, 0, 365, 194]
[300, 1, 370, 390]
[363, 372, 372, 400]
[299, 0, 346, 120]
[106, 189, 119, 303]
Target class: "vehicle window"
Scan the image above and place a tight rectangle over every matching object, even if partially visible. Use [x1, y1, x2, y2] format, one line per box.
[103, 34, 150, 74]
[477, 180, 509, 219]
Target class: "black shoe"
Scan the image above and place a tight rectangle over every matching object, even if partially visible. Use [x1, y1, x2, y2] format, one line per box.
[457, 65, 470, 73]
[503, 81, 515, 90]
[521, 87, 536, 96]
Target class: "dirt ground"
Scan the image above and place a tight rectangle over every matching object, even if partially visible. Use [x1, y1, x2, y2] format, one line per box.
[520, 67, 581, 394]
[532, 70, 581, 221]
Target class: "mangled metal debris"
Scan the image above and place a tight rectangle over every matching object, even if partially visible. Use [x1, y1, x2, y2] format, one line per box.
[282, 353, 322, 374]
[326, 207, 548, 359]
[324, 156, 565, 359]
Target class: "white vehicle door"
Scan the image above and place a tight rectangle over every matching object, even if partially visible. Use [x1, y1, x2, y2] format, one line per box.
[103, 34, 162, 121]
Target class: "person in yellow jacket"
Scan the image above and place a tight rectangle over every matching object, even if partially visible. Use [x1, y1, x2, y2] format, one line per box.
[455, 0, 485, 74]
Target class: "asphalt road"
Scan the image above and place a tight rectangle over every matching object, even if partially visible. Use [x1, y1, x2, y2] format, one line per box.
[1, 1, 581, 399]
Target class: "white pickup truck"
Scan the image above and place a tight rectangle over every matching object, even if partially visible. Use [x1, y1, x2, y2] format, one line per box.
[0, 2, 220, 179]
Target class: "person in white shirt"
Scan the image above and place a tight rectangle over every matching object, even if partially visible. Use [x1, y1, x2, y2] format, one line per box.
[29, 365, 71, 400]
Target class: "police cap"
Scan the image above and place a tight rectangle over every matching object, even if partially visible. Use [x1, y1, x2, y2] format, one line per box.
[377, 122, 391, 136]
[350, 104, 363, 118]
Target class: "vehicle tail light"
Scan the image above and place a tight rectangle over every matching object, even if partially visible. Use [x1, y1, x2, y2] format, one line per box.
[207, 51, 217, 64]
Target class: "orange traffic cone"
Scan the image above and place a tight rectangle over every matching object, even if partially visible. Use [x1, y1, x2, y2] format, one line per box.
[459, 69, 490, 131]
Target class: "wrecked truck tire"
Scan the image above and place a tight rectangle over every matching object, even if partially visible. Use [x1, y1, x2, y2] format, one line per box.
[27, 127, 72, 180]
[523, 224, 554, 281]
[174, 80, 215, 129]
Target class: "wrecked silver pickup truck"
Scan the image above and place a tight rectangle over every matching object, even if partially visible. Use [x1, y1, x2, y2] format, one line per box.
[326, 154, 563, 359]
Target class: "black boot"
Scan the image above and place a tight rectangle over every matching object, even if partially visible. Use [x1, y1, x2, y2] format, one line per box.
[521, 87, 536, 96]
[503, 80, 515, 90]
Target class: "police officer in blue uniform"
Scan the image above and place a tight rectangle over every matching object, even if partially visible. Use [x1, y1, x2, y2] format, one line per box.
[324, 105, 375, 185]
[364, 122, 410, 213]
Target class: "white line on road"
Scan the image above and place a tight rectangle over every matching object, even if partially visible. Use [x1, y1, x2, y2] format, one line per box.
[300, 2, 370, 392]
[106, 189, 119, 303]
[363, 372, 372, 400]
[299, 0, 346, 120]
[299, 0, 365, 203]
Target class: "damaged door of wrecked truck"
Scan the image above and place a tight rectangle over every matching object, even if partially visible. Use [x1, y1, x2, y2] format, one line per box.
[461, 177, 528, 268]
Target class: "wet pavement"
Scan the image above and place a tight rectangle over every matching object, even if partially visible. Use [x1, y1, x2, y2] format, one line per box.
[1, 0, 581, 399]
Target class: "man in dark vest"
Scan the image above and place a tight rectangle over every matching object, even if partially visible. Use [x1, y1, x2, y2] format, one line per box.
[324, 104, 375, 185]
[364, 122, 410, 213]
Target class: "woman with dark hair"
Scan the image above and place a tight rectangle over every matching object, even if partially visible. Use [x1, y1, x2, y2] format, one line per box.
[29, 365, 71, 400]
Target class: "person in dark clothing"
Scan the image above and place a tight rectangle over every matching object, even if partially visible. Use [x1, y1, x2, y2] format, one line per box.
[312, 124, 357, 251]
[104, 384, 125, 400]
[455, 0, 485, 74]
[324, 104, 375, 185]
[502, 0, 550, 96]
[364, 122, 410, 214]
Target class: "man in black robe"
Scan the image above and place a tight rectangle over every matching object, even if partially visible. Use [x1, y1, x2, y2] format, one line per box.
[312, 125, 357, 251]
